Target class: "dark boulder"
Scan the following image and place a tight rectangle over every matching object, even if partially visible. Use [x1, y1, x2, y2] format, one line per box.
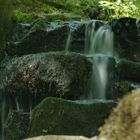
[3, 111, 29, 140]
[6, 25, 69, 56]
[27, 97, 116, 138]
[111, 17, 140, 62]
[0, 52, 92, 110]
[6, 19, 106, 57]
[116, 59, 140, 82]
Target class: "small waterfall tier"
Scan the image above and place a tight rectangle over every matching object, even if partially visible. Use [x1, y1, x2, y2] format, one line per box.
[85, 21, 114, 99]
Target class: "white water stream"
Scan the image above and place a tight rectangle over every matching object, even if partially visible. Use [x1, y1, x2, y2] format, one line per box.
[85, 21, 114, 99]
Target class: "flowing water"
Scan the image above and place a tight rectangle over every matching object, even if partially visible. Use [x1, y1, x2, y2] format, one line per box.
[85, 21, 114, 99]
[65, 31, 72, 55]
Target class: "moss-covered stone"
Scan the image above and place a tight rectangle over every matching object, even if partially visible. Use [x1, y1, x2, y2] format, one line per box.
[3, 111, 29, 140]
[99, 89, 140, 140]
[6, 24, 69, 56]
[7, 19, 107, 57]
[114, 81, 132, 98]
[27, 97, 116, 138]
[0, 52, 92, 110]
[111, 17, 140, 62]
[116, 59, 140, 82]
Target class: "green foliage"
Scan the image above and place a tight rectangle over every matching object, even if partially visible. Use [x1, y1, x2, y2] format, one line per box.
[15, 9, 32, 22]
[0, 0, 12, 60]
[135, 0, 140, 7]
[99, 0, 140, 20]
[12, 0, 140, 23]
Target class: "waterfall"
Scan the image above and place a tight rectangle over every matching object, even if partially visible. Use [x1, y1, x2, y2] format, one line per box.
[65, 31, 72, 55]
[85, 21, 114, 99]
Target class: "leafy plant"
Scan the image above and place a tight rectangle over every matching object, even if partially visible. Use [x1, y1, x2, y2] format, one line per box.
[99, 0, 140, 20]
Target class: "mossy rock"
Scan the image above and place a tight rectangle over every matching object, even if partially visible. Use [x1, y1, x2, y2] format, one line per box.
[114, 81, 132, 98]
[27, 97, 116, 138]
[0, 52, 92, 110]
[111, 17, 140, 62]
[99, 89, 140, 140]
[7, 19, 108, 56]
[6, 20, 86, 56]
[3, 111, 29, 140]
[116, 59, 140, 82]
[6, 24, 69, 56]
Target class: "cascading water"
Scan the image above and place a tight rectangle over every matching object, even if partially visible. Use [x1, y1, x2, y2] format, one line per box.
[85, 21, 114, 99]
[65, 31, 72, 55]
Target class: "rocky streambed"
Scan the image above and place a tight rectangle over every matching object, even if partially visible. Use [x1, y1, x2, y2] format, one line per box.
[0, 17, 140, 140]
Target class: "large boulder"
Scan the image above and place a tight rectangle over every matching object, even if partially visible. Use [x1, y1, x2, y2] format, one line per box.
[6, 18, 140, 61]
[6, 19, 106, 57]
[0, 52, 92, 110]
[7, 24, 69, 56]
[111, 17, 140, 62]
[27, 97, 116, 138]
[6, 20, 85, 56]
[98, 89, 140, 140]
[3, 111, 29, 140]
[116, 59, 140, 82]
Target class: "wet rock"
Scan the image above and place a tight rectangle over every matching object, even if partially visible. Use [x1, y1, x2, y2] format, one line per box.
[45, 13, 81, 22]
[111, 17, 140, 62]
[0, 52, 92, 110]
[116, 59, 140, 82]
[3, 111, 29, 140]
[6, 24, 69, 56]
[114, 81, 132, 98]
[99, 89, 140, 140]
[6, 19, 85, 56]
[73, 20, 105, 53]
[6, 19, 106, 57]
[12, 22, 31, 42]
[27, 97, 116, 138]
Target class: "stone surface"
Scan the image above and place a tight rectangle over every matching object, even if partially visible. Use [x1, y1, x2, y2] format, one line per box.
[25, 135, 89, 140]
[6, 18, 140, 61]
[6, 25, 69, 56]
[99, 89, 140, 140]
[0, 52, 92, 110]
[6, 20, 85, 56]
[116, 59, 140, 82]
[111, 17, 140, 62]
[6, 19, 106, 57]
[114, 81, 132, 98]
[27, 97, 116, 138]
[3, 111, 29, 140]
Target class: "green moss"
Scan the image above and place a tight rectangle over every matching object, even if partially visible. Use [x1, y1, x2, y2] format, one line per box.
[27, 97, 115, 138]
[4, 111, 29, 140]
[30, 18, 47, 31]
[45, 13, 81, 22]
[117, 59, 140, 82]
[11, 0, 140, 23]
[14, 9, 33, 23]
